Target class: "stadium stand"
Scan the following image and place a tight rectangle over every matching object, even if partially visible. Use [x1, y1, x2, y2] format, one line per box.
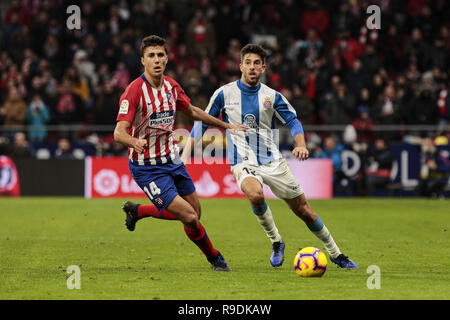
[0, 0, 449, 196]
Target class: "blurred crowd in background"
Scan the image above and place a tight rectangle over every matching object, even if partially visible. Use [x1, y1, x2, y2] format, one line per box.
[0, 0, 449, 196]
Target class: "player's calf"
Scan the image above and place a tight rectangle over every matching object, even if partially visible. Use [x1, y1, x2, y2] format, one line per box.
[287, 195, 316, 225]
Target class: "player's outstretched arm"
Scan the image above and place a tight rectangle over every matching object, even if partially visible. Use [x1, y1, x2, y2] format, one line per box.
[114, 121, 147, 154]
[182, 104, 248, 133]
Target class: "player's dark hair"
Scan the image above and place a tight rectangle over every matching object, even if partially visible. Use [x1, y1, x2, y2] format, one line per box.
[140, 35, 167, 57]
[240, 44, 267, 64]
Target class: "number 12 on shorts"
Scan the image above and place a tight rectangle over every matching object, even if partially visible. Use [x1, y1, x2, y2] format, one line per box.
[143, 181, 161, 200]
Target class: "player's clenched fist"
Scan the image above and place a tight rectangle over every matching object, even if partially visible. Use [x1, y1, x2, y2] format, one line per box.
[133, 138, 148, 154]
[292, 146, 309, 161]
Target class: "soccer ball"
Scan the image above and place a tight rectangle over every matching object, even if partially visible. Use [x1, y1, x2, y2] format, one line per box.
[293, 247, 327, 277]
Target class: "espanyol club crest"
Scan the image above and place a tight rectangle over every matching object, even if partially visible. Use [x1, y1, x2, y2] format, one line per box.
[263, 97, 272, 109]
[244, 114, 258, 129]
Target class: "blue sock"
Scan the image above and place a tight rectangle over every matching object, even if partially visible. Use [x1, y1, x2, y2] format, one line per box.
[252, 202, 268, 216]
[307, 216, 324, 232]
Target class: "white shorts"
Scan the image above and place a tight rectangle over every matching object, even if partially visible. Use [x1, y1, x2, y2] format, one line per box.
[231, 158, 303, 200]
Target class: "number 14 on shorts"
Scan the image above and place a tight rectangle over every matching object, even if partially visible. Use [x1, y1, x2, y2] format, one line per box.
[143, 181, 161, 200]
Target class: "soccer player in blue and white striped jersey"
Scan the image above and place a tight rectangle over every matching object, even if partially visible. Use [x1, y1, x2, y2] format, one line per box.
[183, 44, 358, 269]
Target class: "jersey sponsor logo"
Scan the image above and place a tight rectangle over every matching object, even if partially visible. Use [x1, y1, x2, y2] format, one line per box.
[119, 99, 129, 114]
[149, 110, 174, 126]
[263, 97, 272, 109]
[244, 114, 258, 129]
[225, 101, 240, 106]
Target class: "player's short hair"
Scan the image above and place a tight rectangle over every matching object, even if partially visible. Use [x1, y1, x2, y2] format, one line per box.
[140, 35, 167, 57]
[240, 44, 267, 64]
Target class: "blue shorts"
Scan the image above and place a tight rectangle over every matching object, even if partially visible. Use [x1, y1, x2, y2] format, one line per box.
[129, 160, 196, 210]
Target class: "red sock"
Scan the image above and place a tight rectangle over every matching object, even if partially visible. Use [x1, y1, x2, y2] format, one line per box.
[137, 204, 178, 220]
[184, 222, 219, 260]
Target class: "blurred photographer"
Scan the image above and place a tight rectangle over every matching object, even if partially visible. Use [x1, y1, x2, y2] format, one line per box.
[417, 137, 450, 198]
[365, 138, 394, 196]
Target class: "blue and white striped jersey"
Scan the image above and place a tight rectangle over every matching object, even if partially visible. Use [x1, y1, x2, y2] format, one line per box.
[192, 79, 299, 166]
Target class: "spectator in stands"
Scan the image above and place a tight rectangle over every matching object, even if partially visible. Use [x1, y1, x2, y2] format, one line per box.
[55, 138, 74, 159]
[40, 69, 58, 99]
[365, 138, 394, 196]
[380, 25, 403, 73]
[409, 85, 439, 126]
[313, 136, 344, 188]
[26, 94, 50, 145]
[53, 79, 84, 125]
[0, 86, 27, 140]
[63, 66, 90, 105]
[0, 0, 448, 163]
[8, 131, 32, 159]
[93, 80, 121, 128]
[345, 59, 369, 98]
[73, 50, 98, 91]
[404, 27, 431, 72]
[297, 28, 324, 69]
[372, 84, 403, 141]
[437, 81, 450, 127]
[332, 1, 358, 35]
[324, 82, 356, 125]
[417, 137, 450, 198]
[186, 9, 216, 59]
[333, 29, 364, 69]
[290, 86, 315, 125]
[300, 0, 330, 38]
[356, 88, 374, 110]
[112, 61, 131, 91]
[120, 42, 141, 79]
[352, 105, 375, 146]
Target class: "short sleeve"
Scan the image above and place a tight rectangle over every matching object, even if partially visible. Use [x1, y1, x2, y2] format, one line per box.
[189, 89, 224, 138]
[205, 89, 224, 117]
[175, 83, 191, 111]
[116, 82, 140, 123]
[273, 92, 297, 124]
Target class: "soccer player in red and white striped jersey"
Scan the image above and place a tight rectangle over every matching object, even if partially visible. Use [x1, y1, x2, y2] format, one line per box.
[114, 35, 247, 271]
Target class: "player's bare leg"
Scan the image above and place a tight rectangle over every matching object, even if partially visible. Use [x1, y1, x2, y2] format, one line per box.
[122, 190, 201, 228]
[284, 193, 317, 224]
[240, 177, 284, 267]
[181, 190, 202, 220]
[166, 195, 231, 271]
[165, 195, 198, 228]
[285, 194, 358, 269]
[122, 201, 178, 231]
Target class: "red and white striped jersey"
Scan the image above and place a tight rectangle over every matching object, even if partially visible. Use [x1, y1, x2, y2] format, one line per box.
[116, 74, 191, 165]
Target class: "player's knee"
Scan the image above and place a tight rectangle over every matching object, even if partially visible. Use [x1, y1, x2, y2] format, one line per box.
[247, 189, 264, 207]
[182, 211, 198, 229]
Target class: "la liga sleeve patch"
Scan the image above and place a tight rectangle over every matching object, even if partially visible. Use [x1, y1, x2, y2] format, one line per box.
[119, 99, 129, 114]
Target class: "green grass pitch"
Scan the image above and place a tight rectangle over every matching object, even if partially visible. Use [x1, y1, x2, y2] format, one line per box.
[0, 197, 449, 300]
